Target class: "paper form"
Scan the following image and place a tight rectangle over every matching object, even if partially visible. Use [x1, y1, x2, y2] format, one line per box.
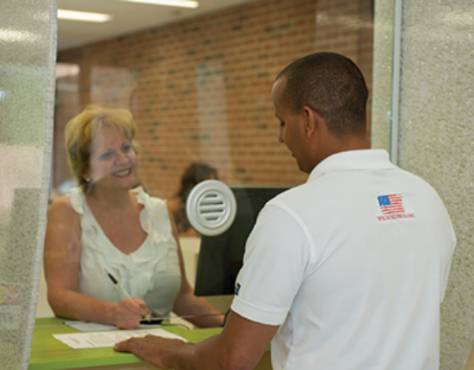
[64, 320, 163, 332]
[64, 320, 117, 332]
[54, 328, 186, 349]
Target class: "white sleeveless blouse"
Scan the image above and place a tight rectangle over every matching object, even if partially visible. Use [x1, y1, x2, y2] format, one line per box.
[69, 187, 181, 318]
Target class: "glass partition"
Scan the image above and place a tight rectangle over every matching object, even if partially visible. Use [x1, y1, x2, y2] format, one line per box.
[46, 0, 377, 331]
[53, 0, 375, 197]
[18, 0, 472, 369]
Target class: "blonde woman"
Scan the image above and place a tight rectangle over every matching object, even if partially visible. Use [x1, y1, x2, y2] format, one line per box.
[44, 105, 224, 329]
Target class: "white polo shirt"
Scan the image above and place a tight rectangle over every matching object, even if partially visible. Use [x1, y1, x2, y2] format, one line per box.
[231, 149, 456, 370]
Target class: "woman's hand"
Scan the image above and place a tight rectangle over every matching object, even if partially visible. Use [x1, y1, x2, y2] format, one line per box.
[111, 298, 151, 329]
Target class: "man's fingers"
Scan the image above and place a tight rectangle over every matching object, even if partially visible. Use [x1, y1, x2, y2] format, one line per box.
[114, 338, 133, 352]
[114, 338, 147, 353]
[114, 336, 161, 352]
[114, 337, 168, 369]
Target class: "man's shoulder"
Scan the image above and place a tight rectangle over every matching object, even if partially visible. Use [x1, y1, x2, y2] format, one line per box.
[267, 180, 327, 206]
[392, 167, 442, 200]
[267, 183, 303, 205]
[264, 182, 326, 221]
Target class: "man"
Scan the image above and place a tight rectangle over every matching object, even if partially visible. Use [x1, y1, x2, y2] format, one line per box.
[115, 52, 456, 370]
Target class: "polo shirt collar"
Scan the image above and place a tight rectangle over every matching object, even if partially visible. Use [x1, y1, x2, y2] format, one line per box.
[308, 149, 396, 182]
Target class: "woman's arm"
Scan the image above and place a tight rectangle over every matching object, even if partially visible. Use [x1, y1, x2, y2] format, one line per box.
[44, 197, 147, 329]
[168, 216, 225, 327]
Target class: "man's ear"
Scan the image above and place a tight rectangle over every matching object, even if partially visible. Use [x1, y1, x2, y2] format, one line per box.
[302, 106, 323, 138]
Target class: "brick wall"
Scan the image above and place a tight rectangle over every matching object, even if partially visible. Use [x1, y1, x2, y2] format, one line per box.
[55, 0, 373, 198]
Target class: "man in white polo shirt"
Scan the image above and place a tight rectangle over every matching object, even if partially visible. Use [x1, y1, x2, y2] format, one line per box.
[115, 52, 456, 370]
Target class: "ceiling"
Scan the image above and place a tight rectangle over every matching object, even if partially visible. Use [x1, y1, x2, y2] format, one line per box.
[58, 0, 254, 50]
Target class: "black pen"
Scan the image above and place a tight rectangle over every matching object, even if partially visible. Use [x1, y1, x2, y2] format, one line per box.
[107, 271, 152, 321]
[140, 318, 164, 325]
[106, 272, 132, 299]
[139, 313, 224, 325]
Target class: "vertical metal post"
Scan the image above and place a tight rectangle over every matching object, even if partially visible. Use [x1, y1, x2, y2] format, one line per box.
[390, 0, 403, 163]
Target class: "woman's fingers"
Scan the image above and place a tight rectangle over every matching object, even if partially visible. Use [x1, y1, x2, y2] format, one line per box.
[120, 298, 151, 317]
[133, 298, 151, 316]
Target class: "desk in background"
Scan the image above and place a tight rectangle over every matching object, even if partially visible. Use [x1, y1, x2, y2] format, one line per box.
[30, 318, 271, 370]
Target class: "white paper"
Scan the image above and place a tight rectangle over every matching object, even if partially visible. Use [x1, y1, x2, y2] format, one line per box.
[54, 328, 186, 349]
[64, 320, 117, 332]
[64, 320, 163, 332]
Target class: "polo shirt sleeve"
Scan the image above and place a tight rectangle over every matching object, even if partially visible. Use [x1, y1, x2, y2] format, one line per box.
[230, 202, 312, 325]
[440, 218, 457, 303]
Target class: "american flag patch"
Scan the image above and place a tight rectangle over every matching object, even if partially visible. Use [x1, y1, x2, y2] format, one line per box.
[377, 193, 415, 221]
[378, 194, 404, 214]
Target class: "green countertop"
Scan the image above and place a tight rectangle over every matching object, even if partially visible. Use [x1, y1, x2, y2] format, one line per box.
[29, 318, 222, 370]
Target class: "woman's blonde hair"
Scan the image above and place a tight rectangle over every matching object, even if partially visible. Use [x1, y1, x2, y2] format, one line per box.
[64, 105, 137, 192]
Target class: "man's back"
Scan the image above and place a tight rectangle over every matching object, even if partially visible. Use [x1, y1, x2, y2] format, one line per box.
[233, 150, 456, 370]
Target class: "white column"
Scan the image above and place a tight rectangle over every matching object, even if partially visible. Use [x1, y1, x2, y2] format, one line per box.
[0, 1, 57, 369]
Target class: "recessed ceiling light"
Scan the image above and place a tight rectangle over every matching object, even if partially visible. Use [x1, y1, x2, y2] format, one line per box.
[58, 9, 112, 23]
[120, 0, 199, 9]
[56, 63, 80, 79]
[0, 29, 41, 43]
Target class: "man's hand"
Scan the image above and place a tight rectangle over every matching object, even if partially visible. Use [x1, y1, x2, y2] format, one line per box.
[114, 311, 277, 370]
[114, 335, 189, 369]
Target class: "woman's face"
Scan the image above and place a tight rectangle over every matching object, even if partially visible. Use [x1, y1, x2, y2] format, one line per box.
[85, 125, 139, 191]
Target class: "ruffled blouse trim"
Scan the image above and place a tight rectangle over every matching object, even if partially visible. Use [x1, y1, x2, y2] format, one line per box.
[132, 187, 152, 234]
[72, 186, 176, 264]
[69, 187, 85, 215]
[133, 186, 148, 205]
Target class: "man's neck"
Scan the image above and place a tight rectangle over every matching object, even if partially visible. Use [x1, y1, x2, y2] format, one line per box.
[324, 132, 370, 159]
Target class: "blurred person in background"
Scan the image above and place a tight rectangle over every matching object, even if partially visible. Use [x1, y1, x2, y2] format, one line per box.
[167, 161, 218, 236]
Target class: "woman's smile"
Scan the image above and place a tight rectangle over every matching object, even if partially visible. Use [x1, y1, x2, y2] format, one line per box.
[113, 168, 133, 177]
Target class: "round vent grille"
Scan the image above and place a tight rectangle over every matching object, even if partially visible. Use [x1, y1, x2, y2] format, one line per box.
[186, 180, 237, 236]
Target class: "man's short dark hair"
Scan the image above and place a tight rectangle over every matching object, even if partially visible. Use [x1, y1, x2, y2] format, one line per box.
[276, 52, 368, 136]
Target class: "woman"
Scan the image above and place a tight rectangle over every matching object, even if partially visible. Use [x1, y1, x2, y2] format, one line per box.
[167, 162, 218, 236]
[44, 105, 224, 329]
